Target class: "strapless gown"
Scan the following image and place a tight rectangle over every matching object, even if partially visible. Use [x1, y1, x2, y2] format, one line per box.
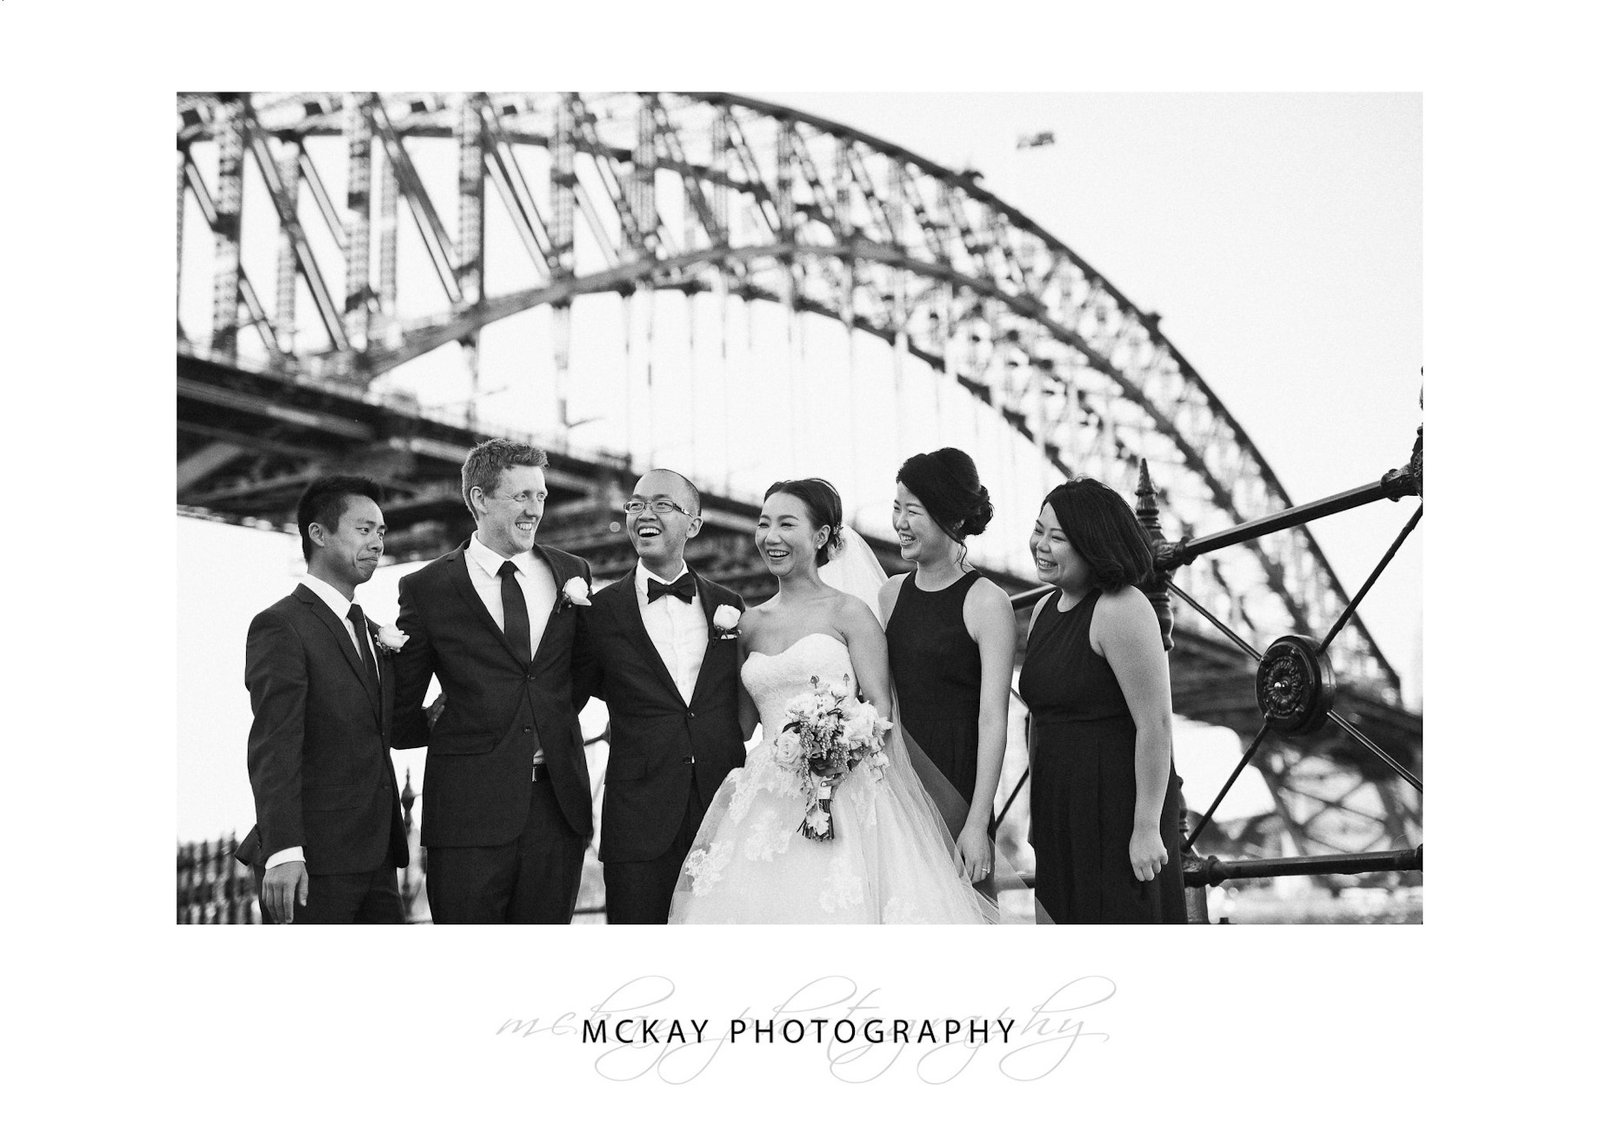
[668, 633, 993, 923]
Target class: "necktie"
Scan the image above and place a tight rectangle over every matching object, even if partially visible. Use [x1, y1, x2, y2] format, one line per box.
[347, 603, 380, 691]
[647, 572, 696, 605]
[498, 561, 532, 663]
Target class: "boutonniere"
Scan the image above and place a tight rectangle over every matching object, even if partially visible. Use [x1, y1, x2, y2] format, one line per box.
[556, 576, 592, 611]
[712, 604, 741, 640]
[374, 625, 408, 655]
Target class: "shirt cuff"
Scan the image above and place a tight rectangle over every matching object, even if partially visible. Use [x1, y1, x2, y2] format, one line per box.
[265, 846, 305, 869]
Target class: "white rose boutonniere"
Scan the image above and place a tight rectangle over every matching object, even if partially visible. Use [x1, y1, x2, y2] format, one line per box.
[558, 577, 592, 610]
[712, 604, 741, 640]
[375, 625, 408, 654]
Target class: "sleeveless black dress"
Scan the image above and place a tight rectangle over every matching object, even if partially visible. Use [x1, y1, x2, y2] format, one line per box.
[1019, 588, 1183, 923]
[886, 569, 984, 822]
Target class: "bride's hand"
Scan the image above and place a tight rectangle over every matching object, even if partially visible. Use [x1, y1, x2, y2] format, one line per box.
[817, 763, 849, 790]
[955, 822, 992, 882]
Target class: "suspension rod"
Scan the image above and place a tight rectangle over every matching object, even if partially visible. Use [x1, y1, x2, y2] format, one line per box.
[1327, 711, 1423, 792]
[1166, 581, 1263, 661]
[1184, 721, 1273, 851]
[1319, 504, 1423, 656]
[994, 765, 1029, 831]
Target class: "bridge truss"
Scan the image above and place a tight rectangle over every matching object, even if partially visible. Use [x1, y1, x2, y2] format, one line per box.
[176, 92, 1421, 872]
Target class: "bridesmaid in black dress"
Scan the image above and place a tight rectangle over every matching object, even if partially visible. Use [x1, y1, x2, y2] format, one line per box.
[1018, 478, 1182, 923]
[880, 449, 1017, 883]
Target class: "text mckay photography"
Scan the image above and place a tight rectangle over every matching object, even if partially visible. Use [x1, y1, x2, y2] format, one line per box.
[494, 973, 1116, 1083]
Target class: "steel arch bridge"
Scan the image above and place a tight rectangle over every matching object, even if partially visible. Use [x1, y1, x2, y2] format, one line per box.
[176, 91, 1421, 868]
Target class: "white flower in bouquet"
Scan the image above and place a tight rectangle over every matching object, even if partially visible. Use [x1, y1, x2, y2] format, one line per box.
[785, 691, 823, 722]
[804, 805, 833, 839]
[772, 730, 801, 766]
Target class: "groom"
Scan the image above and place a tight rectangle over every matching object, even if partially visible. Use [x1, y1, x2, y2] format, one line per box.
[578, 470, 747, 923]
[391, 439, 595, 923]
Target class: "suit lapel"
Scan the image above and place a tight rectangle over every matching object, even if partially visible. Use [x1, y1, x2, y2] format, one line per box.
[615, 564, 682, 703]
[531, 545, 577, 664]
[687, 570, 729, 709]
[296, 584, 383, 727]
[446, 542, 523, 664]
[368, 616, 393, 742]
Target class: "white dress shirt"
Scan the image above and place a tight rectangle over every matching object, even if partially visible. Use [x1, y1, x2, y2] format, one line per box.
[635, 561, 709, 705]
[465, 534, 552, 777]
[266, 573, 379, 870]
[465, 534, 556, 660]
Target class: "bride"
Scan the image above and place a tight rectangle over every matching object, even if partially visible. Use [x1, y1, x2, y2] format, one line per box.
[668, 478, 998, 924]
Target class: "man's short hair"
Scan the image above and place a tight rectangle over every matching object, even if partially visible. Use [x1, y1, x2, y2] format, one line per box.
[296, 474, 383, 563]
[644, 468, 702, 516]
[461, 439, 549, 519]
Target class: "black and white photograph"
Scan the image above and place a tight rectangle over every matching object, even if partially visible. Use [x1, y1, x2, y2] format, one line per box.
[6, 1, 1586, 1135]
[176, 89, 1424, 929]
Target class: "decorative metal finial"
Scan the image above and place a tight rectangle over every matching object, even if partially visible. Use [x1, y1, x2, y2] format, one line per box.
[1134, 459, 1175, 652]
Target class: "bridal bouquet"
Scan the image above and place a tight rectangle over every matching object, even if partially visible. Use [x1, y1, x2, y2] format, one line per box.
[773, 674, 893, 842]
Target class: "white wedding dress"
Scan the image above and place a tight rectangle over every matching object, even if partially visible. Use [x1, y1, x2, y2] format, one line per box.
[668, 631, 995, 924]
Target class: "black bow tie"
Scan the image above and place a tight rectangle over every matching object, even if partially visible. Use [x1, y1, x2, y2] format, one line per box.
[647, 573, 696, 604]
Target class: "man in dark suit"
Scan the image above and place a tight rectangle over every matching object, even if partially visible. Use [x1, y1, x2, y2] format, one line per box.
[391, 439, 594, 924]
[578, 470, 747, 924]
[237, 475, 409, 924]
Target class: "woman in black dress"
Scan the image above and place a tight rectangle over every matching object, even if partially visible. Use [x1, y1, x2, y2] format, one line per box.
[879, 449, 1017, 884]
[1018, 478, 1182, 923]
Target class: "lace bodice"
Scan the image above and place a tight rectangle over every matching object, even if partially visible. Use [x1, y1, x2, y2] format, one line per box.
[742, 632, 856, 729]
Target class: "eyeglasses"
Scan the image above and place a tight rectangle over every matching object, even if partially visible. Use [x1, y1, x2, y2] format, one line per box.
[622, 498, 692, 517]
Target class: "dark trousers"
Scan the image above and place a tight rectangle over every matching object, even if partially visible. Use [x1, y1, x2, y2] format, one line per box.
[603, 780, 707, 925]
[254, 865, 404, 924]
[426, 781, 587, 924]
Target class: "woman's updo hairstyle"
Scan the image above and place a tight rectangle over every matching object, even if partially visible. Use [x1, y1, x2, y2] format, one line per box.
[896, 448, 995, 550]
[763, 477, 846, 566]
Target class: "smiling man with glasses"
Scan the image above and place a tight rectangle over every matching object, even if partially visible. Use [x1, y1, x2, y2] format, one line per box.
[390, 438, 596, 924]
[574, 469, 749, 924]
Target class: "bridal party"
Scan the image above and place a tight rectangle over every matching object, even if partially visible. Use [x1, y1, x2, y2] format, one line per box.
[238, 437, 1182, 925]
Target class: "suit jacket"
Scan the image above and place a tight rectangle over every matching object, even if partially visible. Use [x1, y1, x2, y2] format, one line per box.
[391, 541, 594, 847]
[578, 565, 746, 863]
[237, 584, 408, 875]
